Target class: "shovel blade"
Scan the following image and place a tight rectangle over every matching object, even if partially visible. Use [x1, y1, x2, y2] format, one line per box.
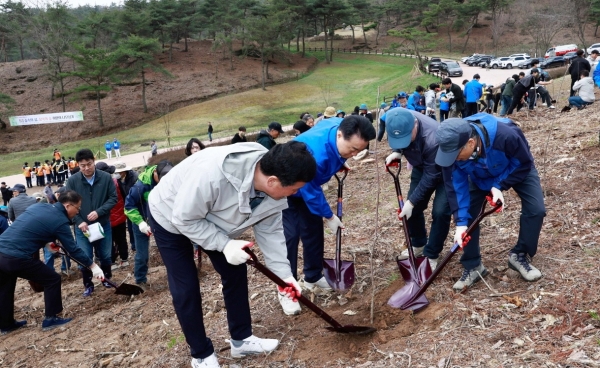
[114, 282, 145, 296]
[396, 256, 432, 285]
[325, 325, 377, 335]
[323, 259, 355, 291]
[387, 281, 429, 311]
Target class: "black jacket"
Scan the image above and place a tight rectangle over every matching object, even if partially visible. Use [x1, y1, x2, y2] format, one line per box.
[231, 133, 248, 144]
[1, 187, 12, 202]
[256, 130, 276, 150]
[568, 57, 591, 80]
[65, 169, 117, 226]
[447, 83, 466, 112]
[117, 170, 138, 199]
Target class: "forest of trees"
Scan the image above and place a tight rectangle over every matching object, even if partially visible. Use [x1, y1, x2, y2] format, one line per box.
[1, 0, 600, 126]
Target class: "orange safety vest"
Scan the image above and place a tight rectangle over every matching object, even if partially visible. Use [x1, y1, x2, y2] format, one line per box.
[43, 164, 51, 175]
[68, 161, 76, 170]
[36, 166, 44, 176]
[23, 166, 31, 177]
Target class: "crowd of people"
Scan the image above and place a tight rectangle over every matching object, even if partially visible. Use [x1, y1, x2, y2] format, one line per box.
[4, 51, 592, 367]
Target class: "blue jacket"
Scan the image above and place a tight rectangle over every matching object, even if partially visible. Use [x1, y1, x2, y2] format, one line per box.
[464, 80, 484, 103]
[390, 110, 443, 206]
[0, 203, 93, 266]
[0, 216, 7, 235]
[105, 142, 112, 151]
[594, 65, 600, 87]
[125, 165, 157, 225]
[407, 91, 425, 112]
[439, 92, 450, 111]
[113, 140, 120, 149]
[391, 98, 400, 108]
[292, 118, 346, 218]
[442, 113, 534, 226]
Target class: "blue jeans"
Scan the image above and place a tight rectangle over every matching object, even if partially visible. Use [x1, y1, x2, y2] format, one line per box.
[132, 223, 150, 284]
[568, 96, 593, 108]
[43, 247, 71, 272]
[460, 167, 546, 269]
[75, 220, 112, 288]
[208, 132, 212, 141]
[405, 168, 451, 259]
[283, 196, 325, 283]
[500, 95, 512, 115]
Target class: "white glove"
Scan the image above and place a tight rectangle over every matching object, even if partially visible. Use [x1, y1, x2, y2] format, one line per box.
[399, 200, 414, 220]
[426, 107, 434, 115]
[223, 240, 252, 265]
[385, 152, 402, 165]
[326, 215, 344, 233]
[490, 187, 504, 208]
[278, 276, 301, 301]
[454, 226, 468, 247]
[343, 162, 352, 170]
[90, 263, 105, 281]
[139, 221, 152, 236]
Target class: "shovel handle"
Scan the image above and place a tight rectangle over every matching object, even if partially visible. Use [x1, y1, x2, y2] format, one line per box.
[244, 248, 344, 329]
[56, 244, 118, 289]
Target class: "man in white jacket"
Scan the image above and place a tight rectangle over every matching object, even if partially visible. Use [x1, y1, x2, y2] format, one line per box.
[569, 70, 595, 110]
[148, 141, 316, 368]
[425, 83, 440, 120]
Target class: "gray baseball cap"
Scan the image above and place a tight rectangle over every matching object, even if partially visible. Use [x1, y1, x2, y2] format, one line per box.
[435, 118, 472, 167]
[385, 109, 416, 150]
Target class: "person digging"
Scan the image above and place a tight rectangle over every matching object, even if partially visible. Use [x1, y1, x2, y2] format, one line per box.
[435, 114, 545, 291]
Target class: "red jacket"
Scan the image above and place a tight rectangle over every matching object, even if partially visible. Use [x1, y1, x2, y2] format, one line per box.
[110, 178, 127, 227]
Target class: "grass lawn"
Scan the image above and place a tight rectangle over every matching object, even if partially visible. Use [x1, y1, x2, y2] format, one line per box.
[0, 53, 439, 177]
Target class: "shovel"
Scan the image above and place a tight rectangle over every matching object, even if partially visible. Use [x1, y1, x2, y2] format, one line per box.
[323, 168, 355, 292]
[245, 247, 375, 335]
[55, 244, 144, 296]
[396, 196, 502, 311]
[385, 160, 432, 311]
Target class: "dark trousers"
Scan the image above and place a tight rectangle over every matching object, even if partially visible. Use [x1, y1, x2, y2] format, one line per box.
[465, 102, 478, 117]
[460, 167, 546, 269]
[377, 119, 386, 142]
[282, 196, 325, 283]
[507, 84, 528, 115]
[150, 214, 252, 359]
[37, 175, 45, 187]
[440, 110, 449, 122]
[111, 222, 129, 262]
[127, 219, 136, 251]
[406, 168, 451, 259]
[0, 252, 62, 328]
[570, 77, 577, 97]
[25, 177, 32, 188]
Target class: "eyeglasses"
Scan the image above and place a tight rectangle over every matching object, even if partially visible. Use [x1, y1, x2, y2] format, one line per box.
[68, 203, 81, 212]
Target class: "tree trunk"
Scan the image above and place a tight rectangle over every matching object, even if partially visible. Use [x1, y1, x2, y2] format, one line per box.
[96, 90, 104, 127]
[595, 24, 599, 37]
[375, 21, 380, 46]
[142, 69, 147, 113]
[18, 38, 24, 60]
[301, 28, 305, 57]
[229, 42, 234, 70]
[50, 83, 55, 101]
[350, 25, 355, 44]
[447, 24, 452, 53]
[361, 22, 368, 45]
[461, 22, 475, 54]
[266, 56, 269, 79]
[169, 42, 173, 62]
[0, 118, 6, 129]
[324, 16, 329, 64]
[184, 36, 188, 52]
[330, 30, 334, 62]
[296, 29, 300, 52]
[57, 60, 66, 112]
[261, 53, 266, 91]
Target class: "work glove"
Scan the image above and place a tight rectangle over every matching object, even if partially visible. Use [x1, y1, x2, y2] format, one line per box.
[342, 162, 352, 170]
[90, 263, 105, 281]
[223, 240, 253, 265]
[398, 200, 414, 220]
[426, 107, 434, 115]
[139, 221, 152, 236]
[325, 215, 344, 233]
[454, 225, 469, 248]
[278, 276, 301, 302]
[45, 242, 59, 254]
[385, 152, 402, 165]
[490, 187, 504, 210]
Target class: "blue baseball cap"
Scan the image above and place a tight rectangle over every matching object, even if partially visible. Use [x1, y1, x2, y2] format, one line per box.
[435, 118, 472, 167]
[359, 103, 368, 110]
[380, 103, 387, 108]
[385, 109, 416, 150]
[397, 91, 408, 99]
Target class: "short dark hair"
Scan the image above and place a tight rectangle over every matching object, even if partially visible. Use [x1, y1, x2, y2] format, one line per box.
[259, 141, 316, 186]
[185, 138, 205, 156]
[582, 70, 590, 77]
[442, 78, 452, 85]
[577, 49, 585, 56]
[338, 115, 376, 142]
[75, 149, 94, 162]
[462, 79, 469, 85]
[592, 50, 600, 55]
[239, 126, 246, 132]
[519, 72, 525, 77]
[531, 59, 540, 66]
[58, 190, 82, 204]
[429, 83, 439, 90]
[415, 85, 425, 93]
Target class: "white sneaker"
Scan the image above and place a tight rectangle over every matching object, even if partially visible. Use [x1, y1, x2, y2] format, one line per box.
[428, 257, 438, 271]
[277, 291, 301, 315]
[228, 335, 279, 358]
[191, 353, 220, 368]
[111, 263, 120, 270]
[549, 105, 556, 109]
[398, 246, 424, 260]
[302, 276, 332, 292]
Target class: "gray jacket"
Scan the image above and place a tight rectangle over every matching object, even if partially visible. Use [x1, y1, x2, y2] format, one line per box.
[8, 193, 37, 221]
[149, 142, 292, 279]
[573, 76, 595, 103]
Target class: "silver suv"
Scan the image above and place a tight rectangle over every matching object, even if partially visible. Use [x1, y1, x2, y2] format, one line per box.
[500, 56, 531, 69]
[489, 57, 510, 69]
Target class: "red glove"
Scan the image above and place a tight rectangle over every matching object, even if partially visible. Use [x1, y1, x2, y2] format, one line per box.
[277, 277, 301, 302]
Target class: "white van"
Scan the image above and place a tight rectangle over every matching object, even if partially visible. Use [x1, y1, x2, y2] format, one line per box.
[587, 43, 600, 55]
[544, 44, 578, 58]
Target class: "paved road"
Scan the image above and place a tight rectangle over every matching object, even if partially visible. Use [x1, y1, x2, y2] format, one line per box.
[442, 62, 530, 88]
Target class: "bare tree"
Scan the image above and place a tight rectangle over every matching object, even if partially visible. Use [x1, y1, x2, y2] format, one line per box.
[570, 0, 592, 50]
[519, 0, 570, 57]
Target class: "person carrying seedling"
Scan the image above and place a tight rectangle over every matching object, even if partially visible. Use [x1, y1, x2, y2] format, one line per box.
[0, 190, 105, 334]
[148, 141, 316, 368]
[383, 108, 451, 271]
[435, 114, 546, 291]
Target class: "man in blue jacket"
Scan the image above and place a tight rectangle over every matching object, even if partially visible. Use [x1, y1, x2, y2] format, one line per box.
[407, 86, 426, 113]
[464, 74, 484, 117]
[383, 109, 451, 270]
[105, 140, 113, 159]
[0, 190, 104, 334]
[283, 115, 375, 314]
[435, 113, 545, 291]
[113, 138, 121, 158]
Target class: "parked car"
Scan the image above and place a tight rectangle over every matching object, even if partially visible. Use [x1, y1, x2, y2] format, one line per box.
[520, 57, 544, 69]
[488, 57, 510, 69]
[500, 56, 530, 69]
[477, 56, 494, 67]
[439, 61, 463, 77]
[467, 55, 494, 66]
[508, 53, 531, 58]
[587, 43, 600, 55]
[563, 51, 578, 63]
[461, 53, 482, 63]
[544, 44, 577, 58]
[428, 57, 442, 72]
[540, 56, 566, 69]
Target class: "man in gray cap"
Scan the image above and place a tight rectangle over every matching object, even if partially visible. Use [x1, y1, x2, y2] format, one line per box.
[435, 114, 545, 291]
[382, 108, 451, 270]
[7, 184, 37, 222]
